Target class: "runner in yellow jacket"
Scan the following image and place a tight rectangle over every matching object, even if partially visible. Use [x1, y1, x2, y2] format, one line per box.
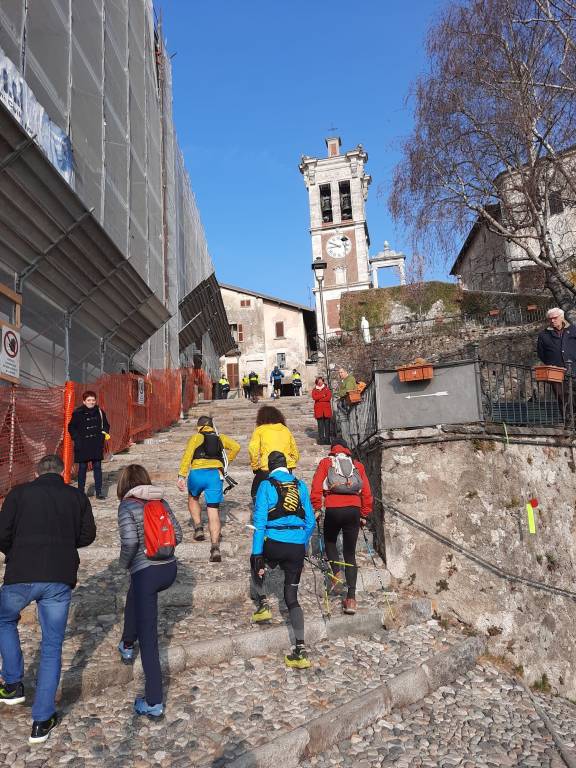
[248, 405, 299, 499]
[177, 416, 240, 561]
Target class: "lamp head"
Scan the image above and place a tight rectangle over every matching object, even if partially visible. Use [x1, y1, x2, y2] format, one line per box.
[312, 257, 327, 282]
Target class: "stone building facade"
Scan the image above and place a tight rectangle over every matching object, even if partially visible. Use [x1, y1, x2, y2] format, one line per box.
[219, 284, 317, 395]
[299, 137, 372, 332]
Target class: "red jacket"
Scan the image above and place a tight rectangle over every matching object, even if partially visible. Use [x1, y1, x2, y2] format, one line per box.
[311, 385, 333, 419]
[310, 446, 373, 517]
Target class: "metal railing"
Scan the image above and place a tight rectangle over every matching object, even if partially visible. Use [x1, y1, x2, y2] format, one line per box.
[324, 305, 550, 347]
[335, 379, 378, 449]
[480, 360, 575, 429]
[335, 357, 576, 448]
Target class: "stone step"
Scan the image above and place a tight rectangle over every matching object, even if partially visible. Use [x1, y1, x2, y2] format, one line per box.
[227, 636, 487, 768]
[53, 599, 432, 709]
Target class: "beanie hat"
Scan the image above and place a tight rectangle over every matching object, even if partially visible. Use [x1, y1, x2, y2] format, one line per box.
[268, 451, 288, 472]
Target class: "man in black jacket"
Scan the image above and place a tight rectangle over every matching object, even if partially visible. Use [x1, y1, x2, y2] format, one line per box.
[0, 455, 96, 744]
[536, 307, 576, 369]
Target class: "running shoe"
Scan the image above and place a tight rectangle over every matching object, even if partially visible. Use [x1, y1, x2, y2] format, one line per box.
[193, 525, 205, 541]
[251, 602, 272, 623]
[342, 598, 357, 615]
[0, 681, 24, 706]
[118, 640, 135, 663]
[209, 545, 222, 563]
[134, 697, 164, 719]
[29, 713, 59, 744]
[285, 645, 311, 669]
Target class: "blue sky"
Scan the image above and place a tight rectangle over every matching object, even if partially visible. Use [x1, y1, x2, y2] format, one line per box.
[161, 1, 446, 305]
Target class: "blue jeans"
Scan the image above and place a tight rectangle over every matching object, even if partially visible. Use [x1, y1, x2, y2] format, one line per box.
[0, 582, 71, 721]
[77, 461, 102, 493]
[122, 562, 177, 706]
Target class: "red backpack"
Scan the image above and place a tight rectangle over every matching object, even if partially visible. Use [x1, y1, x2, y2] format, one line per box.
[141, 500, 176, 560]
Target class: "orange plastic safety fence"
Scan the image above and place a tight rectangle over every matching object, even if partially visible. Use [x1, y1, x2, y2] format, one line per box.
[0, 384, 65, 498]
[0, 366, 212, 498]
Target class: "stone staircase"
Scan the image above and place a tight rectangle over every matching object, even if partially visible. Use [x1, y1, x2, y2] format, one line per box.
[0, 395, 574, 766]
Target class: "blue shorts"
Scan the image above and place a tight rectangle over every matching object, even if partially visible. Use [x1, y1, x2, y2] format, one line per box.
[187, 468, 223, 505]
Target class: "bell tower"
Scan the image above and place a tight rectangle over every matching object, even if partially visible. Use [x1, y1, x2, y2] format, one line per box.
[299, 137, 372, 333]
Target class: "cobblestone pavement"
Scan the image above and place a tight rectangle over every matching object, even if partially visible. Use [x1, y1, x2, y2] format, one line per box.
[0, 622, 465, 767]
[1, 396, 574, 766]
[301, 661, 576, 768]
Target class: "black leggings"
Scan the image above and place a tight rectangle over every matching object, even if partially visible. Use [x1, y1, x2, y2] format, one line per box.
[253, 539, 305, 644]
[323, 506, 360, 598]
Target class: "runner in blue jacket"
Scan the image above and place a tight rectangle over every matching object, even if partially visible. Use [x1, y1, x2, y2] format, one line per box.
[250, 451, 315, 668]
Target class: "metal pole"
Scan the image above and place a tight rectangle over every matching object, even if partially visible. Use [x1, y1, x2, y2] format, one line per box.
[64, 311, 71, 382]
[100, 338, 106, 375]
[317, 276, 331, 391]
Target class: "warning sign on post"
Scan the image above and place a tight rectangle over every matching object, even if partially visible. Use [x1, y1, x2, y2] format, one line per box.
[0, 326, 20, 382]
[137, 377, 145, 405]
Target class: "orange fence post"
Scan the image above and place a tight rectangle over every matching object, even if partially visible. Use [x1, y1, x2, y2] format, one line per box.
[62, 381, 75, 484]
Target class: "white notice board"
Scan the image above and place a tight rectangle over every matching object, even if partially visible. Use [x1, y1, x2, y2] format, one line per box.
[0, 326, 20, 383]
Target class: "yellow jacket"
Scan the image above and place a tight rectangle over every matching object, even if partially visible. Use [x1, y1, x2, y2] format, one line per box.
[179, 428, 240, 476]
[248, 423, 299, 471]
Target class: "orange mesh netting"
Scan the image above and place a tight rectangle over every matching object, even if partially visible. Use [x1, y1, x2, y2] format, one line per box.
[0, 366, 211, 498]
[0, 384, 65, 497]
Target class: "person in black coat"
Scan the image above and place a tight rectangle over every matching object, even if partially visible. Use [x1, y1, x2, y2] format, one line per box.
[536, 308, 576, 369]
[67, 390, 110, 500]
[0, 454, 96, 743]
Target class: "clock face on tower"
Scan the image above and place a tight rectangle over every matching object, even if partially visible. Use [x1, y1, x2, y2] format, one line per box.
[326, 234, 352, 259]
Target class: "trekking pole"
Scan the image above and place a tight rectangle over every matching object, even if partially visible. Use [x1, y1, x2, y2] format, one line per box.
[361, 526, 395, 621]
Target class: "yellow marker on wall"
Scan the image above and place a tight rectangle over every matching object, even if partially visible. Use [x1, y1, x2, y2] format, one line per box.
[526, 499, 537, 535]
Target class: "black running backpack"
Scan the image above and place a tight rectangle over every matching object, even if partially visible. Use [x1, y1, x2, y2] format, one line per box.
[267, 478, 305, 522]
[193, 432, 224, 462]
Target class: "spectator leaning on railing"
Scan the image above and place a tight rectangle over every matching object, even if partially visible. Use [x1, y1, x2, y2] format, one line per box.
[536, 308, 576, 371]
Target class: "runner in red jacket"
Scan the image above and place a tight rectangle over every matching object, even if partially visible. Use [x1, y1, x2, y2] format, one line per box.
[310, 441, 373, 615]
[311, 377, 333, 445]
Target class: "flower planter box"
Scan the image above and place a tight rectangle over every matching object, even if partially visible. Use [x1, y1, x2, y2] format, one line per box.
[526, 304, 538, 312]
[396, 364, 434, 383]
[488, 309, 500, 317]
[533, 365, 565, 383]
[346, 390, 362, 404]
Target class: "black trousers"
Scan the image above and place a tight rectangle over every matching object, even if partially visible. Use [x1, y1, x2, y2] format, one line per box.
[78, 460, 102, 493]
[243, 386, 250, 399]
[253, 539, 305, 645]
[323, 506, 360, 598]
[122, 561, 177, 705]
[316, 417, 331, 444]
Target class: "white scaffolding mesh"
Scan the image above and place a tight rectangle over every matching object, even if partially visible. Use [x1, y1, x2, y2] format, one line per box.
[0, 0, 224, 383]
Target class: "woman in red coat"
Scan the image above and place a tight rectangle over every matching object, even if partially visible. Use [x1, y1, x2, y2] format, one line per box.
[311, 376, 333, 445]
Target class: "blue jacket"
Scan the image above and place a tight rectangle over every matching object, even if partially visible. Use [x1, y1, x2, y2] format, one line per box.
[251, 469, 315, 555]
[270, 368, 284, 383]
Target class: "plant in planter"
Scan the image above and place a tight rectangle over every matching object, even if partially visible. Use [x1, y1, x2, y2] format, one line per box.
[396, 357, 434, 383]
[533, 365, 565, 383]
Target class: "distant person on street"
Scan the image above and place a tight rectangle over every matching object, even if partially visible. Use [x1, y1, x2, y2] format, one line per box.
[248, 405, 299, 499]
[0, 454, 96, 744]
[218, 374, 231, 400]
[536, 308, 576, 369]
[178, 416, 240, 561]
[270, 366, 284, 398]
[67, 390, 110, 499]
[336, 367, 357, 413]
[311, 376, 333, 445]
[116, 464, 182, 719]
[248, 371, 260, 403]
[250, 451, 315, 668]
[311, 440, 373, 615]
[242, 374, 250, 399]
[291, 369, 302, 396]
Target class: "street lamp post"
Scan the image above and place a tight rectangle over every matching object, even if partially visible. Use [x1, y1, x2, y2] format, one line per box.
[311, 257, 331, 390]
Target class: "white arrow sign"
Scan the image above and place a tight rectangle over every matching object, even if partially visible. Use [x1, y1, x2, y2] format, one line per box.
[405, 391, 449, 400]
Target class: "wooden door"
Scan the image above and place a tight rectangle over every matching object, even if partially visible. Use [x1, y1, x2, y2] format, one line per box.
[227, 362, 239, 389]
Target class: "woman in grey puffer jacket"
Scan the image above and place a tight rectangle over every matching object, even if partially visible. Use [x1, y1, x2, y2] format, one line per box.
[116, 464, 182, 718]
